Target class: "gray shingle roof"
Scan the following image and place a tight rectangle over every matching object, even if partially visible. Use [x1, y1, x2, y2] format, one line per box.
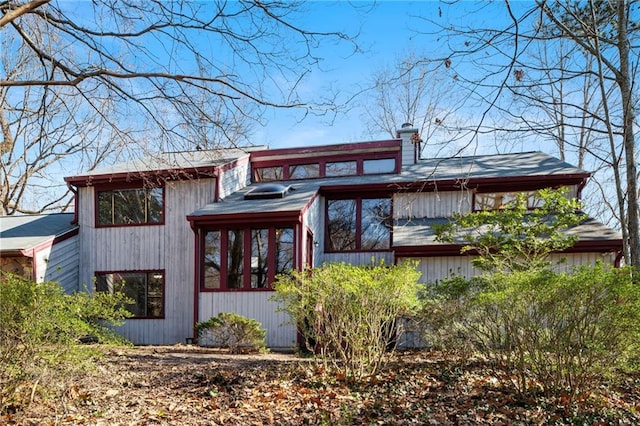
[393, 216, 622, 248]
[189, 151, 589, 219]
[0, 213, 78, 252]
[70, 146, 267, 178]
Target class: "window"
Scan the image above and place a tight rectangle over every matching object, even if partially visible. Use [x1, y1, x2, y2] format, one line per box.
[289, 163, 320, 179]
[202, 226, 295, 290]
[327, 199, 357, 251]
[474, 191, 545, 211]
[227, 229, 244, 289]
[251, 228, 269, 288]
[95, 271, 164, 318]
[254, 166, 283, 182]
[203, 231, 221, 289]
[363, 158, 396, 174]
[326, 197, 391, 252]
[275, 227, 294, 274]
[97, 187, 163, 226]
[326, 161, 357, 177]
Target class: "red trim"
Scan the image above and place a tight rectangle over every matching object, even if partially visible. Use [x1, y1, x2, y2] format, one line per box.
[188, 210, 302, 227]
[324, 196, 392, 253]
[52, 227, 79, 245]
[393, 240, 623, 258]
[65, 166, 218, 187]
[193, 228, 201, 342]
[197, 225, 298, 292]
[94, 269, 166, 319]
[250, 139, 400, 161]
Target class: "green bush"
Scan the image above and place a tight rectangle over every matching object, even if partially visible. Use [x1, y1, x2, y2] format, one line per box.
[0, 272, 132, 413]
[273, 261, 422, 381]
[196, 312, 267, 353]
[420, 263, 640, 400]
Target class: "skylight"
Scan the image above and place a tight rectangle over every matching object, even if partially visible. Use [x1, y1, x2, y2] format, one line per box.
[244, 183, 290, 200]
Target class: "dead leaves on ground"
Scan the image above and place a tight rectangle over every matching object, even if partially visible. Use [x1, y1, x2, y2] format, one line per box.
[4, 346, 640, 425]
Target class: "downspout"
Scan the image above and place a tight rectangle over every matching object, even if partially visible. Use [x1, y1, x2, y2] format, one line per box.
[213, 167, 221, 201]
[67, 182, 79, 224]
[576, 176, 589, 200]
[191, 223, 201, 344]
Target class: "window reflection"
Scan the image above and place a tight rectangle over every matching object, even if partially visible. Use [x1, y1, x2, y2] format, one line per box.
[289, 163, 319, 179]
[363, 158, 396, 174]
[251, 228, 269, 288]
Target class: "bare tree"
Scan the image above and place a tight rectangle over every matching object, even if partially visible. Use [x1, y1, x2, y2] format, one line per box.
[360, 51, 473, 158]
[0, 0, 356, 213]
[419, 0, 639, 266]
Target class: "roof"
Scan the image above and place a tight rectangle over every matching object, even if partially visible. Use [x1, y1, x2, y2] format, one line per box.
[65, 146, 267, 185]
[401, 151, 588, 182]
[0, 213, 78, 253]
[188, 151, 590, 221]
[393, 216, 622, 250]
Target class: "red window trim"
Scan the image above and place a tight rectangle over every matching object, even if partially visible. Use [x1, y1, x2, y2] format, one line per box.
[200, 225, 296, 292]
[94, 269, 166, 320]
[94, 182, 166, 228]
[324, 196, 393, 254]
[251, 152, 400, 182]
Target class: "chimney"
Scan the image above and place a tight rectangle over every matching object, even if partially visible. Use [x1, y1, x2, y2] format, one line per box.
[397, 123, 420, 167]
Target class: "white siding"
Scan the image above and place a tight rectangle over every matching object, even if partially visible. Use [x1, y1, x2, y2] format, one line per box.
[78, 178, 217, 345]
[41, 236, 80, 293]
[323, 252, 395, 266]
[199, 292, 297, 349]
[218, 159, 251, 199]
[394, 190, 472, 219]
[408, 252, 618, 285]
[302, 196, 323, 267]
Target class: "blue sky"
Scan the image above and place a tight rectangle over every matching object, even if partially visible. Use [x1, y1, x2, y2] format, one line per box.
[255, 1, 522, 150]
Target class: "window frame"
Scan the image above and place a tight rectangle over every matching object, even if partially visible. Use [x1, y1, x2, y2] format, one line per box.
[95, 182, 165, 228]
[94, 270, 165, 319]
[325, 196, 392, 253]
[201, 225, 296, 292]
[473, 190, 545, 212]
[252, 154, 399, 182]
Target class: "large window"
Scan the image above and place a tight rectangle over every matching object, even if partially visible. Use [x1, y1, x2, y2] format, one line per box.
[97, 187, 164, 226]
[203, 226, 295, 290]
[95, 271, 164, 318]
[474, 191, 545, 211]
[326, 197, 391, 252]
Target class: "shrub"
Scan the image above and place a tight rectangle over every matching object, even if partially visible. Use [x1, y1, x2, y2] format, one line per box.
[0, 272, 132, 414]
[420, 263, 640, 400]
[273, 260, 422, 381]
[196, 312, 267, 353]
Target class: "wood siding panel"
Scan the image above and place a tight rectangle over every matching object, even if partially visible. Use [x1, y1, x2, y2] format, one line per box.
[322, 252, 394, 266]
[302, 196, 322, 267]
[393, 191, 472, 219]
[199, 292, 296, 349]
[78, 179, 217, 345]
[219, 161, 250, 199]
[410, 252, 618, 285]
[43, 236, 80, 293]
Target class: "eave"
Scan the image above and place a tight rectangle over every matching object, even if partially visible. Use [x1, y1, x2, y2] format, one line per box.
[187, 210, 303, 228]
[393, 239, 623, 258]
[65, 166, 219, 187]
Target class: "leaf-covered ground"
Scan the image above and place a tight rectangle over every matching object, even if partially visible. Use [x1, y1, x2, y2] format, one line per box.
[5, 345, 640, 425]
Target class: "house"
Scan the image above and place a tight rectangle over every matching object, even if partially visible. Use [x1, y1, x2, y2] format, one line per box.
[64, 126, 623, 348]
[0, 213, 79, 293]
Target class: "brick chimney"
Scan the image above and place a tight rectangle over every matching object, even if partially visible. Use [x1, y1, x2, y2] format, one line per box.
[397, 123, 421, 167]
